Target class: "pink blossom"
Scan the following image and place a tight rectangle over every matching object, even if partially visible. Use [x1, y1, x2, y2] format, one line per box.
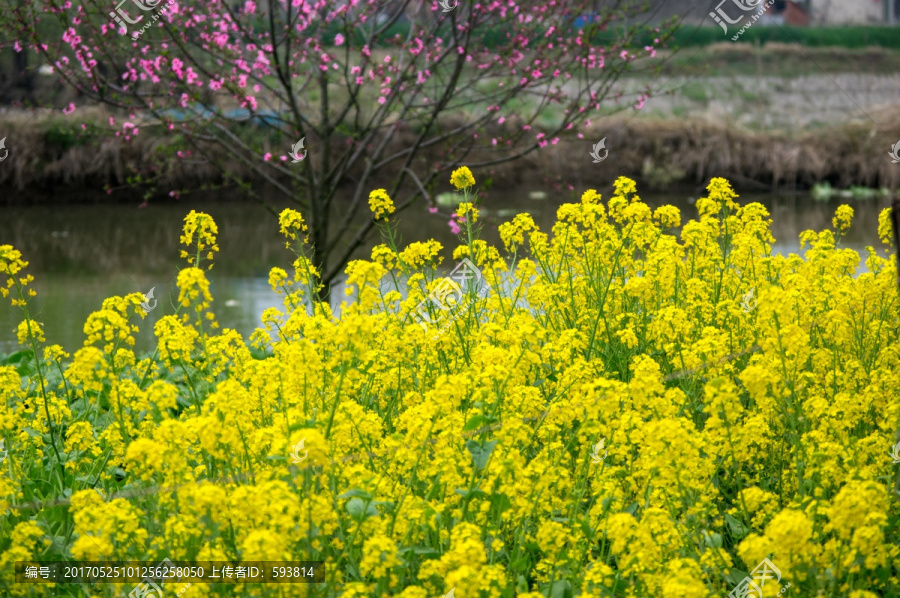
[448, 219, 461, 235]
[263, 152, 272, 161]
[428, 207, 438, 214]
[334, 33, 344, 46]
[62, 103, 76, 115]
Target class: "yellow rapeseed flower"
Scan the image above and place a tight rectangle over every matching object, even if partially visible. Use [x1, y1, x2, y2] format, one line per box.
[368, 189, 395, 221]
[455, 202, 479, 224]
[450, 166, 475, 190]
[179, 210, 219, 268]
[877, 207, 894, 246]
[278, 208, 309, 245]
[832, 205, 854, 231]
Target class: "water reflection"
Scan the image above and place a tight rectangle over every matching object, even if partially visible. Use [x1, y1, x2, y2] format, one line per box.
[0, 191, 891, 355]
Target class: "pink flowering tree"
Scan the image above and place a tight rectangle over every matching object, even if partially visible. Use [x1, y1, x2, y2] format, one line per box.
[2, 0, 677, 295]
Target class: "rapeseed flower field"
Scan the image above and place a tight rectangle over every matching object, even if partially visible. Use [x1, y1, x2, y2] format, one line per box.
[1, 173, 899, 597]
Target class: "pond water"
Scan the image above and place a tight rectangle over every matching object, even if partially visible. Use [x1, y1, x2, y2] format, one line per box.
[0, 190, 891, 355]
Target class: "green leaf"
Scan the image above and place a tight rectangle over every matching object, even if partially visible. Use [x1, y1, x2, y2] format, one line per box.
[725, 568, 750, 586]
[346, 498, 379, 521]
[338, 488, 373, 500]
[489, 492, 512, 513]
[454, 488, 489, 501]
[463, 414, 490, 432]
[398, 546, 441, 558]
[516, 575, 528, 593]
[465, 439, 497, 470]
[4, 350, 34, 365]
[540, 580, 573, 598]
[510, 557, 529, 574]
[579, 516, 593, 540]
[725, 513, 749, 540]
[703, 531, 723, 549]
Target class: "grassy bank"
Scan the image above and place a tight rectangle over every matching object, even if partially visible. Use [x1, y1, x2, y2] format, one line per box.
[0, 107, 898, 204]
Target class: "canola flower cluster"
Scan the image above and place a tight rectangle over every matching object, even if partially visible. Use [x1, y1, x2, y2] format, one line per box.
[0, 172, 899, 597]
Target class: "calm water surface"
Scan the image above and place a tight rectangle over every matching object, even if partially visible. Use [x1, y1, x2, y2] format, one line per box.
[0, 191, 891, 355]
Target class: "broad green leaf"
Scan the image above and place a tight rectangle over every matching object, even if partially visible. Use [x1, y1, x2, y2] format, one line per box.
[338, 488, 373, 500]
[540, 580, 573, 598]
[725, 513, 749, 540]
[346, 498, 379, 521]
[465, 439, 497, 470]
[463, 414, 490, 432]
